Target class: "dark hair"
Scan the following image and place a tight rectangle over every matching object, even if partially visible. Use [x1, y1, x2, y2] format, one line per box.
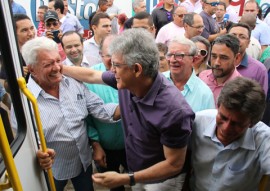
[218, 2, 227, 10]
[212, 34, 240, 55]
[54, 0, 64, 14]
[183, 12, 197, 26]
[91, 12, 110, 28]
[39, 5, 48, 11]
[60, 31, 83, 48]
[228, 22, 251, 39]
[98, 0, 108, 6]
[132, 11, 154, 27]
[218, 77, 266, 126]
[156, 43, 168, 54]
[13, 14, 31, 30]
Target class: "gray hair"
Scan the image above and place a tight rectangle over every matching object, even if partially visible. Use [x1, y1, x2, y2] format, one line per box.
[168, 37, 197, 56]
[183, 12, 197, 26]
[218, 77, 266, 126]
[132, 0, 144, 11]
[21, 37, 58, 65]
[109, 28, 159, 78]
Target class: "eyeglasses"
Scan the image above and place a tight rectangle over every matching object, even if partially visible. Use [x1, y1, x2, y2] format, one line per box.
[166, 12, 172, 21]
[174, 13, 185, 18]
[198, 49, 208, 57]
[46, 21, 59, 27]
[166, 52, 194, 60]
[188, 24, 205, 30]
[205, 2, 219, 6]
[111, 61, 129, 68]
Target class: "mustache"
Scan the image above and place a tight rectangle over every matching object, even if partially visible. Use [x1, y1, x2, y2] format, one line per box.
[207, 63, 221, 70]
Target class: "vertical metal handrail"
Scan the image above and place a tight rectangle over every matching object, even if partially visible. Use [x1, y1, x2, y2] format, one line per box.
[0, 116, 23, 191]
[17, 77, 56, 191]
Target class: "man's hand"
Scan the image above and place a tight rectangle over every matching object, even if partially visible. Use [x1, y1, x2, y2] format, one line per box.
[92, 172, 129, 188]
[36, 148, 56, 170]
[92, 142, 107, 168]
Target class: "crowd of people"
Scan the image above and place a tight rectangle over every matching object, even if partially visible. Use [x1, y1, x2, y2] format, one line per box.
[2, 0, 270, 191]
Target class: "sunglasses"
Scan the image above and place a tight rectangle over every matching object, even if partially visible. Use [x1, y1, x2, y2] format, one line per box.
[205, 2, 219, 6]
[46, 21, 59, 27]
[174, 13, 185, 18]
[199, 49, 208, 57]
[166, 12, 172, 21]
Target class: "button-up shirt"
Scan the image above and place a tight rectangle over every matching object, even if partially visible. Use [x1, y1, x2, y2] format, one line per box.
[199, 69, 242, 106]
[191, 109, 270, 191]
[28, 76, 117, 180]
[83, 37, 102, 67]
[102, 72, 194, 178]
[163, 71, 215, 112]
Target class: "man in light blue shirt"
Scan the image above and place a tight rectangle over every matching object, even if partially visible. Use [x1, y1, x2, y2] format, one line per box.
[163, 36, 215, 112]
[191, 77, 270, 191]
[243, 1, 270, 53]
[21, 36, 120, 191]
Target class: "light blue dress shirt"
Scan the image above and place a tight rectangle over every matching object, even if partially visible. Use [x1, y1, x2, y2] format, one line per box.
[27, 76, 117, 180]
[252, 18, 270, 46]
[191, 109, 270, 191]
[163, 71, 215, 112]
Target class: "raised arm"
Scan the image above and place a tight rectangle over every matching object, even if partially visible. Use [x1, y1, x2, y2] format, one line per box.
[62, 65, 104, 84]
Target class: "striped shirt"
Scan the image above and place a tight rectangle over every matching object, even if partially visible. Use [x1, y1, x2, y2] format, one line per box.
[28, 76, 118, 180]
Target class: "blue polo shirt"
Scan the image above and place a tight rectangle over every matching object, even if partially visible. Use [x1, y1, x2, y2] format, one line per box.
[102, 71, 194, 173]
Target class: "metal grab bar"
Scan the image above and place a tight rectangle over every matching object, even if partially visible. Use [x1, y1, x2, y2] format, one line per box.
[0, 116, 22, 191]
[17, 77, 56, 191]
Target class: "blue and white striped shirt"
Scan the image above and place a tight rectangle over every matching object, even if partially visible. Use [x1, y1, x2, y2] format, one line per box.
[28, 76, 118, 180]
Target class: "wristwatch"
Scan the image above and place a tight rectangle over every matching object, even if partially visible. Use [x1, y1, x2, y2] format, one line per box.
[128, 172, 136, 186]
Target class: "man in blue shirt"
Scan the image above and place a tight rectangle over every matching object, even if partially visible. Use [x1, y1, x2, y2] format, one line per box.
[191, 77, 270, 191]
[163, 36, 215, 112]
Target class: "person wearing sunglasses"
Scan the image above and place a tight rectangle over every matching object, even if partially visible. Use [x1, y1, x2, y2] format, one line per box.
[163, 37, 215, 112]
[155, 6, 187, 45]
[44, 10, 66, 61]
[200, 0, 227, 42]
[191, 36, 211, 75]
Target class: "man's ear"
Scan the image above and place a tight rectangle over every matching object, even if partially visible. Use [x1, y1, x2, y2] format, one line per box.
[28, 65, 35, 76]
[133, 63, 143, 77]
[234, 53, 242, 67]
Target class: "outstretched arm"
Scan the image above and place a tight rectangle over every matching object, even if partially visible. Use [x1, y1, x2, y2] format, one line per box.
[62, 65, 104, 84]
[92, 145, 187, 188]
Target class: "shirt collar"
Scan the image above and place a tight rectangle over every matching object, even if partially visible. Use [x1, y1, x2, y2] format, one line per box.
[203, 118, 256, 150]
[132, 73, 162, 106]
[28, 75, 69, 99]
[63, 55, 90, 67]
[239, 53, 248, 67]
[89, 36, 99, 47]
